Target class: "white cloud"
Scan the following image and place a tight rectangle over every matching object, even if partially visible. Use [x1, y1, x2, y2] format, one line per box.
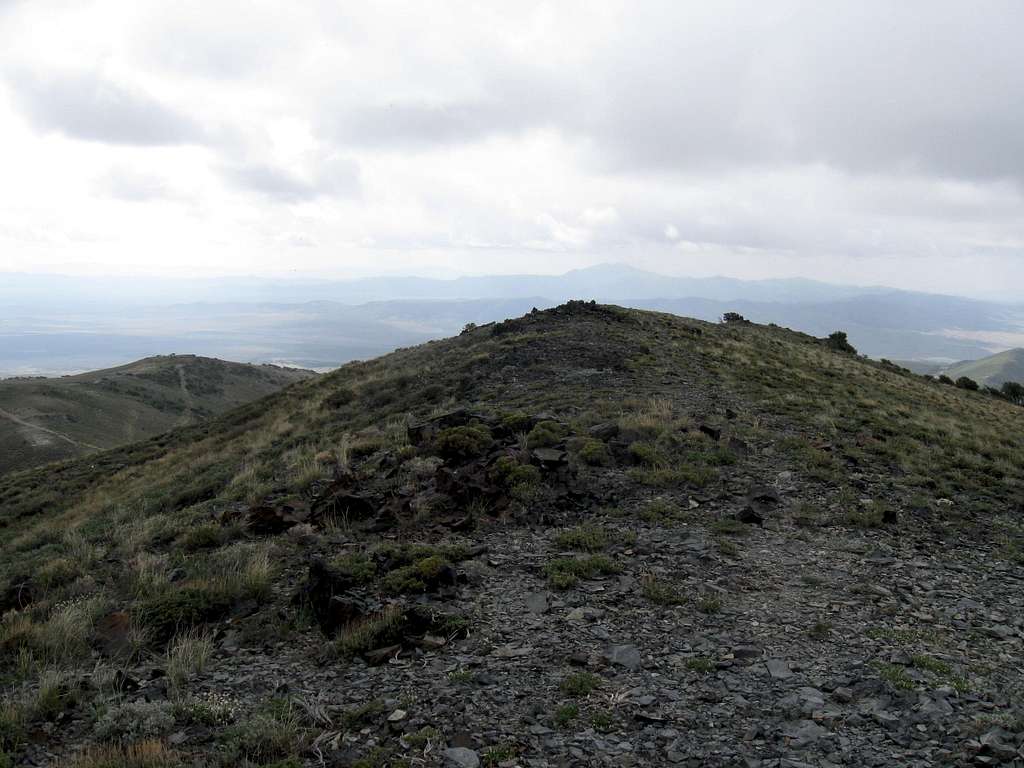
[0, 0, 1022, 299]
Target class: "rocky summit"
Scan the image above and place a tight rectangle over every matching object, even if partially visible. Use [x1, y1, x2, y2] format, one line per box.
[2, 302, 1024, 768]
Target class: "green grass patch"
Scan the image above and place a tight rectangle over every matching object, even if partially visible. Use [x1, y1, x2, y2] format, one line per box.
[559, 672, 601, 697]
[640, 575, 686, 605]
[544, 555, 620, 589]
[685, 657, 715, 673]
[553, 703, 578, 728]
[553, 524, 611, 552]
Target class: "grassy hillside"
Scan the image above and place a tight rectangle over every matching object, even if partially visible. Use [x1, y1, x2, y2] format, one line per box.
[1, 303, 1023, 767]
[944, 348, 1024, 387]
[0, 355, 315, 476]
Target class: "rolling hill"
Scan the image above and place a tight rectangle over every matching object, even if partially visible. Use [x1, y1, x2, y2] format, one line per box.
[1, 304, 1023, 767]
[942, 348, 1024, 387]
[0, 355, 315, 476]
[4, 265, 1023, 377]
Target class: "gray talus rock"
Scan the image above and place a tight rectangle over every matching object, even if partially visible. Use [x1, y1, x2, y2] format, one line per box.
[524, 592, 549, 614]
[765, 658, 793, 680]
[443, 746, 481, 768]
[605, 644, 643, 671]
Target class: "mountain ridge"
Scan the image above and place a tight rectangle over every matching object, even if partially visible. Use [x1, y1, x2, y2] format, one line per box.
[942, 348, 1024, 387]
[1, 304, 1023, 766]
[0, 354, 316, 477]
[0, 263, 978, 307]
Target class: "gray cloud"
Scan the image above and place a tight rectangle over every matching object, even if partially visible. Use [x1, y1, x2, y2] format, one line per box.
[220, 155, 360, 201]
[139, 5, 298, 80]
[98, 166, 180, 202]
[323, 69, 573, 150]
[3, 1, 1024, 298]
[579, 1, 1024, 183]
[310, 1, 1024, 186]
[9, 70, 202, 145]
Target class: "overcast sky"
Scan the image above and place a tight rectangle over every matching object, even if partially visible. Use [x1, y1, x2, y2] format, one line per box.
[1, 1, 1023, 299]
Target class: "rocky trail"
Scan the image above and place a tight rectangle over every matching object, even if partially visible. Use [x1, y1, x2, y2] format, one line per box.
[23, 417, 1024, 767]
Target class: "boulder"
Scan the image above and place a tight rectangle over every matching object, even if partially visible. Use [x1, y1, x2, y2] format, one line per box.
[728, 437, 751, 457]
[247, 498, 309, 534]
[605, 644, 643, 671]
[309, 483, 376, 526]
[739, 483, 781, 525]
[588, 422, 620, 441]
[699, 424, 722, 441]
[443, 747, 480, 768]
[294, 559, 367, 637]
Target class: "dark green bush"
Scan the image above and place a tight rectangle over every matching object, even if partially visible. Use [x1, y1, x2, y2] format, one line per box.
[576, 438, 611, 466]
[420, 384, 445, 403]
[136, 587, 232, 643]
[627, 441, 664, 467]
[955, 376, 979, 391]
[825, 331, 857, 354]
[500, 412, 534, 434]
[324, 388, 355, 408]
[435, 425, 493, 461]
[526, 420, 567, 449]
[381, 555, 451, 594]
[1002, 381, 1024, 405]
[493, 456, 541, 488]
[179, 524, 225, 552]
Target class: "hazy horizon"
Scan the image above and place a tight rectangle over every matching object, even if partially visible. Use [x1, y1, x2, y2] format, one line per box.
[0, 262, 1020, 305]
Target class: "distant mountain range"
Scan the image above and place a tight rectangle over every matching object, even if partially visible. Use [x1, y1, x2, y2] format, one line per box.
[0, 264, 898, 307]
[1, 265, 1022, 375]
[0, 355, 315, 476]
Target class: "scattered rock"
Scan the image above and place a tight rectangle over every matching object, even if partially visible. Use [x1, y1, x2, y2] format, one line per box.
[364, 644, 402, 665]
[766, 658, 793, 680]
[786, 720, 830, 749]
[605, 644, 643, 671]
[247, 498, 309, 534]
[699, 424, 722, 441]
[443, 746, 481, 768]
[589, 422, 620, 441]
[740, 484, 782, 525]
[728, 437, 751, 457]
[733, 645, 763, 661]
[309, 485, 376, 525]
[524, 592, 549, 614]
[293, 559, 366, 636]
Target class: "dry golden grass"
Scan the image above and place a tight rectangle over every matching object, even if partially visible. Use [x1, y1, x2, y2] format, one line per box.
[165, 628, 214, 689]
[64, 740, 180, 768]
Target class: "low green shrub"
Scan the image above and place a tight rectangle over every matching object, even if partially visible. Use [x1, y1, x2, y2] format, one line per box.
[135, 587, 232, 644]
[526, 421, 567, 449]
[576, 439, 610, 466]
[435, 426, 493, 461]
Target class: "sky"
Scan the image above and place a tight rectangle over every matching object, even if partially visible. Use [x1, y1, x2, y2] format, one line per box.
[1, 1, 1024, 299]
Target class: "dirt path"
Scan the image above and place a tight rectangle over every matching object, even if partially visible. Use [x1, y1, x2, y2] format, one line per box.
[175, 363, 195, 427]
[0, 406, 102, 451]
